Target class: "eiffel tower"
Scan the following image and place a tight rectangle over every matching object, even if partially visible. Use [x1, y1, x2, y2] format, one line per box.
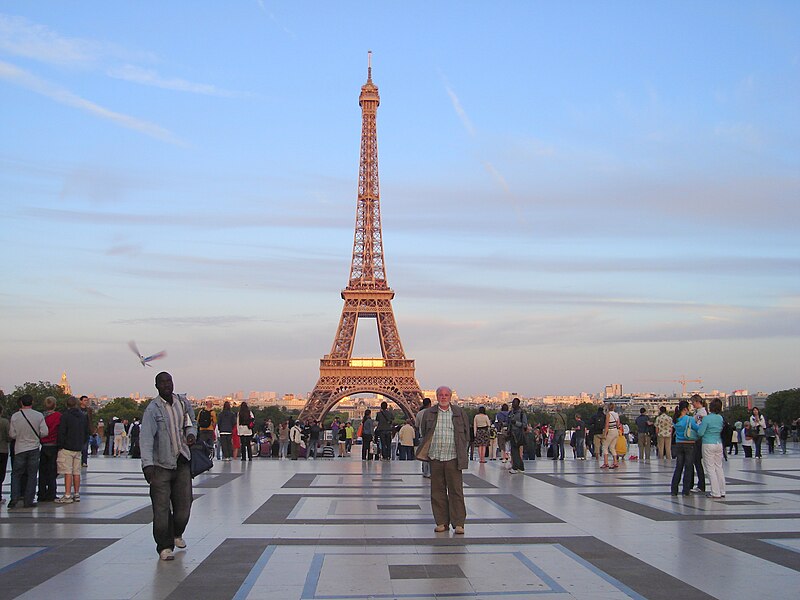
[300, 53, 424, 422]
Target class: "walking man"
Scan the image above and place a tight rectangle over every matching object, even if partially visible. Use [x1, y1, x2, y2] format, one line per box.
[79, 396, 93, 467]
[655, 406, 673, 460]
[417, 386, 469, 534]
[140, 372, 197, 561]
[8, 395, 49, 508]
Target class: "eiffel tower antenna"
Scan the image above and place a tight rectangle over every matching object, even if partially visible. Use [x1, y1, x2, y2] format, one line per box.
[300, 54, 424, 423]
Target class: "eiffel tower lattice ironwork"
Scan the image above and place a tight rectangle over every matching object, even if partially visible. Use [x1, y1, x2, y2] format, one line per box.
[300, 53, 423, 422]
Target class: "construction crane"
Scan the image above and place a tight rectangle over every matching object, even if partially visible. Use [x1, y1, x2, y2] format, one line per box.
[636, 376, 703, 397]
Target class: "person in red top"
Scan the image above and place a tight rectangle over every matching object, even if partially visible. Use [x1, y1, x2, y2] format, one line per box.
[38, 396, 62, 502]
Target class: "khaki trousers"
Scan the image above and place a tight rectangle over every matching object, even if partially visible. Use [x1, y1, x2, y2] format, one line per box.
[430, 459, 466, 528]
[658, 436, 672, 460]
[593, 434, 604, 458]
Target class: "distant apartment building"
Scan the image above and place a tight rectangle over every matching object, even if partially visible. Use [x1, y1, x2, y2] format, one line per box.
[605, 384, 623, 399]
[727, 390, 768, 410]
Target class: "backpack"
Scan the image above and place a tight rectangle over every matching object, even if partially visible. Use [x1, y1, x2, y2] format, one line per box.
[721, 418, 733, 447]
[197, 409, 212, 429]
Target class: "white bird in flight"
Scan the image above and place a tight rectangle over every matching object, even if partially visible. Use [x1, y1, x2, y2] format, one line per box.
[128, 341, 167, 367]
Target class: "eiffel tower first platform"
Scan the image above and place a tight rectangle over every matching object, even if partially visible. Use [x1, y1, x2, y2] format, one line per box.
[299, 53, 424, 423]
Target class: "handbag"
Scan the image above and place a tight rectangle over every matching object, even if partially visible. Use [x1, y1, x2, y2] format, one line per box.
[190, 442, 214, 478]
[615, 433, 627, 455]
[684, 419, 697, 441]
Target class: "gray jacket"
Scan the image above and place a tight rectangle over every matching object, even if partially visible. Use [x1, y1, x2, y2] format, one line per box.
[9, 408, 48, 454]
[140, 394, 197, 470]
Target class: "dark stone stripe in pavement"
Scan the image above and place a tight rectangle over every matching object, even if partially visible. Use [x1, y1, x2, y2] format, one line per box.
[462, 473, 497, 488]
[243, 494, 302, 524]
[557, 537, 717, 600]
[699, 532, 800, 572]
[0, 538, 116, 600]
[282, 474, 316, 488]
[581, 492, 800, 521]
[166, 538, 270, 600]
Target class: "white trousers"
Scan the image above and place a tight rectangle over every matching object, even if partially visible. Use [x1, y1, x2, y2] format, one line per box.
[702, 443, 725, 497]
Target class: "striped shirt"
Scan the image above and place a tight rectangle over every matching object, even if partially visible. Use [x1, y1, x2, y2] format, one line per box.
[158, 395, 191, 462]
[429, 407, 457, 461]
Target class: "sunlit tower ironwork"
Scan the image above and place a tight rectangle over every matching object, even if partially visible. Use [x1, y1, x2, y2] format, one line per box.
[300, 53, 424, 422]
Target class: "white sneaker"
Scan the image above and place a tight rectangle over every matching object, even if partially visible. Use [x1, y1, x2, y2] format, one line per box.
[174, 537, 186, 549]
[159, 549, 174, 561]
[509, 469, 518, 474]
[55, 495, 73, 504]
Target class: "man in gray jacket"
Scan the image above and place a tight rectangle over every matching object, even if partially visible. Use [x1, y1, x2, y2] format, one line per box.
[417, 386, 469, 534]
[8, 394, 49, 508]
[140, 372, 197, 561]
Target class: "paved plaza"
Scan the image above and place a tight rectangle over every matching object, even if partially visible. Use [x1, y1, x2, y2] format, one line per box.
[1, 449, 799, 599]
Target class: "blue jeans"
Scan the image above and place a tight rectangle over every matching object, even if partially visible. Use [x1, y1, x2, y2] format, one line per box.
[575, 435, 586, 458]
[671, 443, 695, 494]
[11, 449, 40, 506]
[399, 445, 414, 460]
[149, 459, 192, 554]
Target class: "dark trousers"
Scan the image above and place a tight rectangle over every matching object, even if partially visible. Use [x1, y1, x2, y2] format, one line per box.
[552, 431, 566, 459]
[104, 435, 113, 455]
[378, 432, 392, 460]
[767, 437, 775, 453]
[361, 434, 373, 460]
[743, 444, 753, 458]
[511, 435, 525, 471]
[240, 435, 252, 460]
[728, 442, 738, 455]
[430, 459, 466, 528]
[0, 452, 8, 499]
[693, 439, 705, 491]
[38, 445, 59, 501]
[399, 445, 414, 460]
[576, 436, 586, 458]
[149, 460, 192, 554]
[11, 449, 40, 506]
[290, 441, 300, 460]
[752, 436, 763, 458]
[220, 434, 233, 459]
[671, 443, 695, 494]
[81, 441, 89, 465]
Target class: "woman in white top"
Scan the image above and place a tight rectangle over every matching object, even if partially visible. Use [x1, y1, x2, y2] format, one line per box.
[749, 407, 766, 459]
[601, 403, 621, 469]
[473, 407, 492, 463]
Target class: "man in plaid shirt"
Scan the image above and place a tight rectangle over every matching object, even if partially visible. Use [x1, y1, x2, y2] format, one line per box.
[417, 386, 470, 535]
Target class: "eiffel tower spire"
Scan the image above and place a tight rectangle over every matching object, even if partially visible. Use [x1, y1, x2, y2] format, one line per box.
[300, 53, 423, 423]
[349, 50, 386, 289]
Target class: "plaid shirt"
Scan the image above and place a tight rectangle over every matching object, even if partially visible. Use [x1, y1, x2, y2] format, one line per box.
[429, 406, 457, 461]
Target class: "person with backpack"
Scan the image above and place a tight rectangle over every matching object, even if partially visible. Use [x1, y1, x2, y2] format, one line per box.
[588, 406, 605, 459]
[196, 400, 217, 454]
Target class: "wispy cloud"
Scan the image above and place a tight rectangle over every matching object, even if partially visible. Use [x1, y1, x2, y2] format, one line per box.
[0, 60, 184, 145]
[444, 82, 475, 137]
[113, 316, 261, 328]
[256, 1, 296, 38]
[108, 65, 247, 98]
[0, 13, 100, 66]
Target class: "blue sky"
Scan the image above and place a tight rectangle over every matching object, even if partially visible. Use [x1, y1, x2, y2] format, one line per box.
[1, 1, 798, 399]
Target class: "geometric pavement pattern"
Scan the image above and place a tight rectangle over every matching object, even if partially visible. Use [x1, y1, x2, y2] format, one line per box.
[1, 446, 799, 599]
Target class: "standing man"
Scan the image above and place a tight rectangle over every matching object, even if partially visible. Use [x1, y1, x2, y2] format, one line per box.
[655, 406, 673, 460]
[416, 398, 432, 477]
[635, 408, 653, 461]
[8, 395, 49, 508]
[195, 399, 217, 454]
[55, 396, 90, 503]
[551, 407, 567, 461]
[375, 401, 394, 461]
[140, 372, 197, 561]
[418, 386, 469, 534]
[589, 406, 606, 460]
[79, 396, 93, 467]
[508, 398, 528, 473]
[574, 414, 586, 460]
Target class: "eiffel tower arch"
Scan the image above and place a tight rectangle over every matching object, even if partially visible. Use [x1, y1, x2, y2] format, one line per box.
[300, 53, 424, 423]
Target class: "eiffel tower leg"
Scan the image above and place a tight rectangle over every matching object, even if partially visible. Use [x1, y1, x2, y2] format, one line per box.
[300, 388, 333, 423]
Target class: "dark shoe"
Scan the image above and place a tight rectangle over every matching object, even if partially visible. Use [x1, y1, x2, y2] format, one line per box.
[7, 500, 18, 509]
[24, 502, 38, 508]
[671, 492, 678, 497]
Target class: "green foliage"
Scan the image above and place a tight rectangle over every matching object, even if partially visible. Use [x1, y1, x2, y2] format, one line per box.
[722, 405, 751, 425]
[764, 388, 800, 424]
[96, 397, 149, 425]
[251, 405, 292, 427]
[4, 381, 72, 415]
